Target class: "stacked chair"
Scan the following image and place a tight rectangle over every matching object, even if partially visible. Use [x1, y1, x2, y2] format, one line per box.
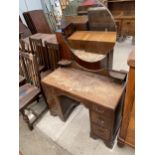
[19, 51, 48, 130]
[19, 33, 61, 129]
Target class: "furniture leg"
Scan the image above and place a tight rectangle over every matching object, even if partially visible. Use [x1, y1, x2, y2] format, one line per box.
[90, 131, 98, 140]
[107, 49, 113, 69]
[51, 95, 65, 121]
[104, 140, 114, 149]
[20, 109, 33, 130]
[117, 137, 125, 147]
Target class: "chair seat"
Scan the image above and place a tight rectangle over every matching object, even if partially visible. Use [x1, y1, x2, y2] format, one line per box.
[19, 83, 40, 110]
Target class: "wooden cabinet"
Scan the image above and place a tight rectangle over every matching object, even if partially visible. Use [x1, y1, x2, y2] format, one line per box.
[117, 48, 135, 148]
[108, 0, 135, 37]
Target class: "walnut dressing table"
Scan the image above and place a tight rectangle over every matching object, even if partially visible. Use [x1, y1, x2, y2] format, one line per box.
[42, 67, 126, 148]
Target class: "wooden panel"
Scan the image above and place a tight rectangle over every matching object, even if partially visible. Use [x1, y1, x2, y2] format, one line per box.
[125, 100, 135, 146]
[127, 48, 135, 67]
[68, 31, 116, 54]
[23, 10, 51, 34]
[19, 20, 31, 39]
[56, 30, 72, 60]
[117, 49, 135, 148]
[108, 0, 135, 37]
[42, 67, 124, 109]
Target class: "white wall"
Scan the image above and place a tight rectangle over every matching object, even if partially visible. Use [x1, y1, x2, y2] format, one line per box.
[19, 0, 43, 25]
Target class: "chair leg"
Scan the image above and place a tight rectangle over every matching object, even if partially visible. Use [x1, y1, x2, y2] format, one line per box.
[20, 109, 34, 130]
[28, 123, 33, 130]
[36, 96, 40, 102]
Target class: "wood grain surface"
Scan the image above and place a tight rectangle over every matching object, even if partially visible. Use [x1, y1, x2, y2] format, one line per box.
[68, 31, 116, 54]
[42, 67, 124, 109]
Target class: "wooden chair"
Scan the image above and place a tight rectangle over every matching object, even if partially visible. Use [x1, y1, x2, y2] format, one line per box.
[29, 38, 46, 72]
[19, 51, 47, 130]
[19, 39, 28, 52]
[19, 51, 26, 86]
[45, 41, 61, 71]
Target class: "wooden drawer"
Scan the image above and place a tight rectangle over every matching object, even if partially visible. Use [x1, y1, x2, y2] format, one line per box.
[90, 111, 113, 129]
[121, 19, 135, 36]
[91, 104, 113, 117]
[92, 123, 111, 140]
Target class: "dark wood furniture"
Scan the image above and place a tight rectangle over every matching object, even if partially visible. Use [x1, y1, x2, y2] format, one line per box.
[22, 33, 59, 71]
[23, 10, 51, 34]
[45, 42, 61, 70]
[19, 20, 31, 39]
[117, 48, 135, 148]
[19, 52, 47, 130]
[22, 33, 58, 50]
[29, 38, 46, 72]
[42, 67, 126, 148]
[107, 0, 135, 38]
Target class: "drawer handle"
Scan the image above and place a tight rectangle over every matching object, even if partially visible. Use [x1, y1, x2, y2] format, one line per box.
[127, 22, 130, 25]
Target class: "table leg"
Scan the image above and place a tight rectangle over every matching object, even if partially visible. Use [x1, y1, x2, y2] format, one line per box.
[107, 49, 114, 69]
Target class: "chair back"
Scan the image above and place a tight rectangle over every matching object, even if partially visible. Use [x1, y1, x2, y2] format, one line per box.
[29, 38, 45, 67]
[19, 39, 27, 52]
[19, 51, 40, 88]
[88, 7, 116, 31]
[45, 42, 61, 70]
